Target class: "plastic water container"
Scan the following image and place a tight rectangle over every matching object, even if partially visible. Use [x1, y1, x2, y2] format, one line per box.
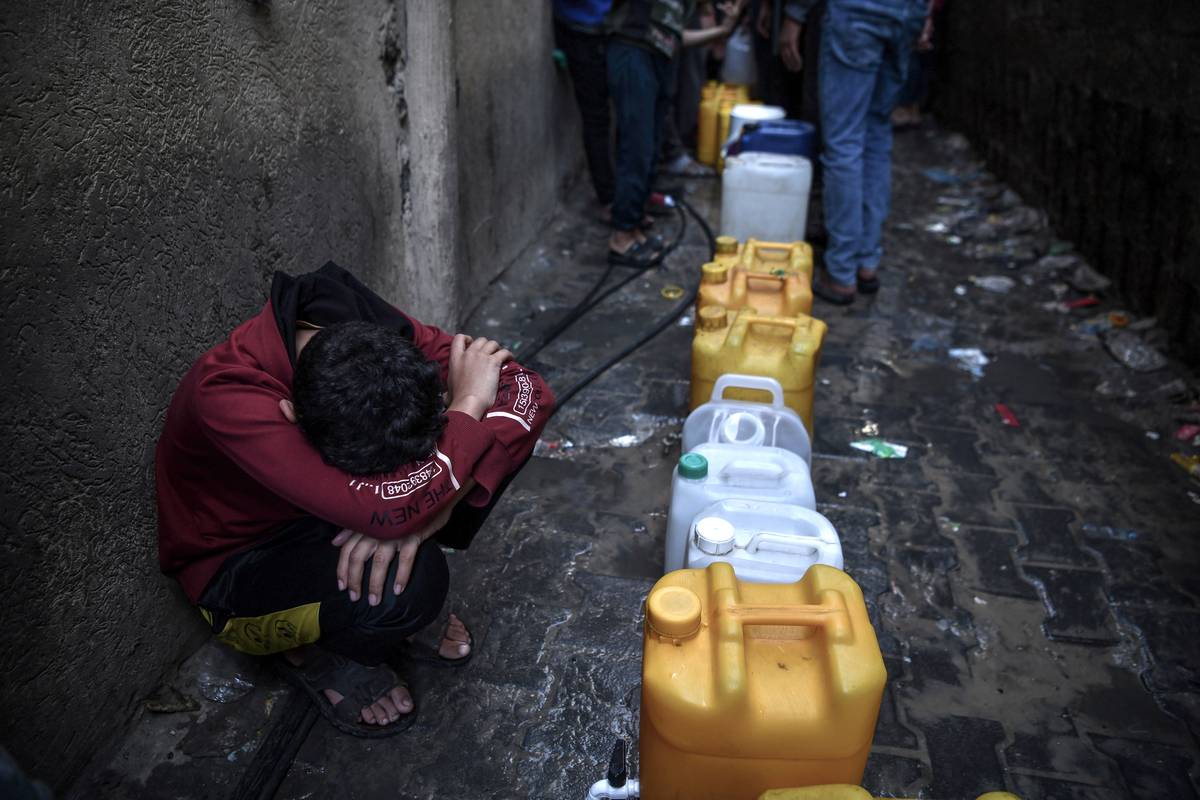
[684, 499, 842, 582]
[721, 27, 757, 86]
[759, 790, 1022, 800]
[698, 83, 750, 166]
[732, 119, 818, 160]
[696, 242, 816, 321]
[664, 445, 815, 573]
[640, 562, 887, 799]
[691, 307, 826, 433]
[682, 374, 812, 465]
[722, 104, 786, 159]
[721, 152, 813, 243]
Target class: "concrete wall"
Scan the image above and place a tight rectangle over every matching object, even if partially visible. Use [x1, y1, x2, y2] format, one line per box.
[0, 0, 578, 789]
[936, 1, 1200, 361]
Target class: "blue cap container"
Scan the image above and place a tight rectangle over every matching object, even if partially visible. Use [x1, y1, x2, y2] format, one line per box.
[731, 120, 817, 161]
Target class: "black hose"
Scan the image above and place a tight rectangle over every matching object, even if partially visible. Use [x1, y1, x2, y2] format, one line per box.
[518, 201, 689, 362]
[550, 197, 716, 412]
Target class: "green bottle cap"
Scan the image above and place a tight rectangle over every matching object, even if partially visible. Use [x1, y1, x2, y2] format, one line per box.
[552, 49, 567, 69]
[678, 453, 708, 480]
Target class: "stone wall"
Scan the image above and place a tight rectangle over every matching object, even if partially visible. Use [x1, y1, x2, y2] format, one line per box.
[0, 0, 578, 789]
[936, 1, 1200, 361]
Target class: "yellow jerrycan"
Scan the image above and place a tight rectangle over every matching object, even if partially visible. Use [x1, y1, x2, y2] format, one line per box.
[712, 235, 743, 269]
[699, 84, 750, 166]
[640, 563, 887, 800]
[691, 308, 826, 433]
[759, 790, 1021, 800]
[698, 241, 816, 319]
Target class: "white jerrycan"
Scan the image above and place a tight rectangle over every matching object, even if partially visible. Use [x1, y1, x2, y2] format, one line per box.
[664, 443, 816, 573]
[682, 374, 812, 466]
[720, 151, 813, 243]
[684, 498, 842, 582]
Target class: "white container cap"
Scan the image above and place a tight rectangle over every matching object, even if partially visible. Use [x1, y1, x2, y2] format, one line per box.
[694, 516, 736, 556]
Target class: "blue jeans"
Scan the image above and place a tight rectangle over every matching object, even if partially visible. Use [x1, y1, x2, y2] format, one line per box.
[818, 5, 921, 285]
[607, 40, 672, 232]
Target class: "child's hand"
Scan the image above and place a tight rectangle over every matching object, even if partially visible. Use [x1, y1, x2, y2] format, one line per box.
[447, 333, 512, 419]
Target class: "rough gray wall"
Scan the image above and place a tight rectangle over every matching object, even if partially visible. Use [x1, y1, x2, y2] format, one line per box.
[936, 1, 1200, 361]
[453, 0, 582, 310]
[0, 0, 414, 787]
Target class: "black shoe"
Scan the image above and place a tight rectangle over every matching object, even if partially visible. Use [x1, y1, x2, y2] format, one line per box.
[857, 269, 880, 294]
[608, 238, 663, 269]
[813, 272, 856, 305]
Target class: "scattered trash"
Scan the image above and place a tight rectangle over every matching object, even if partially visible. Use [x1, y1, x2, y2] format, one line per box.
[994, 403, 1020, 428]
[1108, 311, 1131, 328]
[145, 685, 200, 714]
[990, 206, 1044, 234]
[1076, 313, 1115, 335]
[860, 421, 880, 437]
[1103, 329, 1168, 372]
[954, 284, 968, 296]
[1170, 453, 1200, 478]
[922, 167, 980, 185]
[963, 239, 1038, 264]
[1048, 240, 1074, 255]
[1190, 491, 1200, 506]
[820, 378, 832, 386]
[609, 434, 641, 448]
[948, 347, 989, 377]
[837, 491, 847, 498]
[1081, 523, 1140, 541]
[1065, 262, 1112, 293]
[661, 284, 684, 300]
[1128, 316, 1158, 332]
[970, 275, 1016, 293]
[1145, 431, 1161, 440]
[1030, 253, 1081, 274]
[1063, 295, 1100, 309]
[936, 195, 975, 208]
[197, 673, 254, 704]
[925, 220, 951, 234]
[1176, 424, 1200, 442]
[850, 438, 909, 458]
[677, 312, 694, 327]
[973, 596, 988, 606]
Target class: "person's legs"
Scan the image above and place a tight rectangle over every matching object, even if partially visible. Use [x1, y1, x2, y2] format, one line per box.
[608, 40, 660, 254]
[859, 25, 910, 276]
[198, 518, 453, 724]
[555, 21, 615, 205]
[818, 6, 888, 289]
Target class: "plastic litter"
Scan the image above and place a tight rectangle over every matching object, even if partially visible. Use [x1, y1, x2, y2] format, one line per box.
[145, 685, 200, 714]
[948, 347, 989, 377]
[1067, 263, 1112, 293]
[922, 167, 979, 185]
[954, 285, 967, 296]
[936, 195, 975, 208]
[661, 284, 684, 300]
[994, 403, 1020, 427]
[1170, 453, 1200, 478]
[197, 673, 254, 703]
[1175, 424, 1200, 442]
[969, 275, 1016, 293]
[1103, 330, 1168, 372]
[1063, 295, 1100, 309]
[850, 438, 908, 458]
[1145, 431, 1161, 440]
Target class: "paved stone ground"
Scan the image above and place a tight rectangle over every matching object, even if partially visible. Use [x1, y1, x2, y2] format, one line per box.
[72, 123, 1200, 800]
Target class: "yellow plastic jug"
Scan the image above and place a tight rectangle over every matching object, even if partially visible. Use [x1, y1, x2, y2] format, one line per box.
[698, 84, 750, 166]
[697, 238, 815, 317]
[691, 307, 826, 433]
[759, 790, 1021, 800]
[640, 563, 887, 800]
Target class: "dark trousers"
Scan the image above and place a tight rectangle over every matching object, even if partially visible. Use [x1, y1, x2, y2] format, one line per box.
[197, 466, 523, 665]
[555, 21, 616, 205]
[199, 518, 448, 665]
[608, 40, 673, 232]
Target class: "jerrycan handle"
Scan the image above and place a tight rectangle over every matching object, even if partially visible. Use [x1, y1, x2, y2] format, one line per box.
[713, 583, 852, 697]
[719, 459, 785, 486]
[727, 313, 797, 348]
[744, 532, 820, 558]
[745, 241, 796, 265]
[711, 374, 785, 407]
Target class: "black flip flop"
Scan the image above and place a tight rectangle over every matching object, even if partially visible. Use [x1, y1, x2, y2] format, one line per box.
[401, 612, 474, 669]
[608, 238, 663, 269]
[813, 273, 857, 306]
[275, 651, 417, 738]
[857, 270, 880, 294]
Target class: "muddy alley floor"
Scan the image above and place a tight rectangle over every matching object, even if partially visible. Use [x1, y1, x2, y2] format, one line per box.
[75, 124, 1200, 800]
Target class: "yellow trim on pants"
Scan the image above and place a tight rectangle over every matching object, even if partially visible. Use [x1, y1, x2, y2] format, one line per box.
[200, 603, 323, 656]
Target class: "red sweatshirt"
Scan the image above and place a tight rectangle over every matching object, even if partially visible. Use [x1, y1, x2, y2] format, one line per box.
[157, 275, 554, 603]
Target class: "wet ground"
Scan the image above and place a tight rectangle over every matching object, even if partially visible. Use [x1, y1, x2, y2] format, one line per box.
[73, 123, 1200, 800]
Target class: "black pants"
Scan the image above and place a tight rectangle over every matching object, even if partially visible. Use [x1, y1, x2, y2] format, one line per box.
[555, 21, 616, 205]
[608, 40, 673, 232]
[197, 468, 522, 664]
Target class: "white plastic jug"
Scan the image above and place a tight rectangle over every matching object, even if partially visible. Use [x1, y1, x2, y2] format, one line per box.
[664, 443, 816, 573]
[682, 374, 812, 466]
[721, 104, 785, 158]
[684, 498, 843, 583]
[720, 27, 757, 86]
[720, 152, 812, 243]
